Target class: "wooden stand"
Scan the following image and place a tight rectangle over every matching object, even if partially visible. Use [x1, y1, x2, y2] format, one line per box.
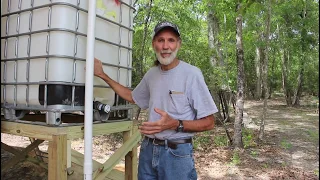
[1, 120, 140, 180]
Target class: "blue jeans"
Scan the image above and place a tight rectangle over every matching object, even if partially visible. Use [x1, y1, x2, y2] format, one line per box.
[138, 138, 197, 180]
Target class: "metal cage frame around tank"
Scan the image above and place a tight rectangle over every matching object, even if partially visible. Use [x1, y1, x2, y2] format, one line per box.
[1, 0, 136, 125]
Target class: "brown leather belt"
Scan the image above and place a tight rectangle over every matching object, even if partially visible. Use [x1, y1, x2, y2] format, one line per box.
[144, 137, 192, 149]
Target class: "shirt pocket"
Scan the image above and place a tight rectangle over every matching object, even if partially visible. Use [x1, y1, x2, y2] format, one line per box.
[169, 93, 189, 114]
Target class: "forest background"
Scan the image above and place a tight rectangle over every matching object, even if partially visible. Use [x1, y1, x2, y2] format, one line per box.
[132, 0, 318, 143]
[130, 0, 319, 178]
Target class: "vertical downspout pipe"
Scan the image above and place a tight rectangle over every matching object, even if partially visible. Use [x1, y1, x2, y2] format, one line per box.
[1, 0, 3, 15]
[84, 0, 96, 179]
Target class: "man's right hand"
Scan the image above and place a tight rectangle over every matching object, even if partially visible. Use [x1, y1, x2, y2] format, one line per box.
[94, 58, 105, 78]
[92, 58, 135, 104]
[139, 108, 179, 135]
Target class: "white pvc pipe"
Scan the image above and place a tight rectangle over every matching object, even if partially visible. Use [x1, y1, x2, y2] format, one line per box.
[84, 0, 96, 179]
[1, 0, 3, 15]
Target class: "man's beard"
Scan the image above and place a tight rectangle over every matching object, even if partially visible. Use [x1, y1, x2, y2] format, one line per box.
[155, 48, 178, 65]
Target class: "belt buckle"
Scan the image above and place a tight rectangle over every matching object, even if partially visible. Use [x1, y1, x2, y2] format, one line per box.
[152, 138, 159, 145]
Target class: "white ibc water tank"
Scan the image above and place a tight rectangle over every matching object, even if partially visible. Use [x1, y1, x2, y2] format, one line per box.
[1, 0, 133, 117]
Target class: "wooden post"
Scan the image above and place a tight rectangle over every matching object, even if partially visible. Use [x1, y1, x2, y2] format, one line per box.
[67, 140, 71, 169]
[124, 126, 138, 180]
[48, 134, 67, 180]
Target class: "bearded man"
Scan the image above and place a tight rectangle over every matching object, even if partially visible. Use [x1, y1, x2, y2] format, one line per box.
[94, 21, 218, 180]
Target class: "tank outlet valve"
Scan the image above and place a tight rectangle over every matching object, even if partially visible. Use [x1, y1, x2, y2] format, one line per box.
[93, 101, 111, 113]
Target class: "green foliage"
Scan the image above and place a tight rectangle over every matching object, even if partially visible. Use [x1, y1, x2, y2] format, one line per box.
[306, 130, 319, 143]
[208, 66, 230, 90]
[280, 139, 292, 150]
[133, 0, 214, 86]
[132, 0, 319, 97]
[250, 150, 258, 157]
[281, 161, 287, 167]
[262, 163, 268, 168]
[213, 135, 229, 147]
[242, 128, 257, 148]
[230, 151, 241, 165]
[197, 135, 211, 144]
[193, 141, 199, 150]
[193, 131, 212, 149]
[303, 59, 319, 95]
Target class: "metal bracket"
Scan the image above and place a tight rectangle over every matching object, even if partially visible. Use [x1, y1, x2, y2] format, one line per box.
[46, 111, 62, 126]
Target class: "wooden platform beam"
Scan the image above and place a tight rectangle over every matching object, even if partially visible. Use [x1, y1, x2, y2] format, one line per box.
[1, 121, 133, 140]
[1, 120, 140, 180]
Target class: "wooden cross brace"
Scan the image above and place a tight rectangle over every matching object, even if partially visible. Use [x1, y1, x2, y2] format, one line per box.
[1, 139, 45, 173]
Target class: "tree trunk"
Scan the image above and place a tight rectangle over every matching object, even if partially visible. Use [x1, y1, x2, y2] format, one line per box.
[222, 91, 230, 122]
[282, 11, 296, 106]
[207, 2, 220, 117]
[278, 22, 292, 106]
[207, 2, 221, 67]
[259, 34, 266, 99]
[281, 48, 292, 106]
[233, 6, 244, 149]
[293, 66, 304, 106]
[207, 2, 231, 122]
[293, 1, 307, 106]
[255, 46, 262, 100]
[139, 0, 153, 78]
[258, 0, 271, 141]
[269, 50, 276, 98]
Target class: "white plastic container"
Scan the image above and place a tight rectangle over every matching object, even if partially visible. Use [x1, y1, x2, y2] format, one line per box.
[1, 0, 133, 109]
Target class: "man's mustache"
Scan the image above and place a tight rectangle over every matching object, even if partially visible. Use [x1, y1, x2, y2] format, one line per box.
[160, 50, 172, 53]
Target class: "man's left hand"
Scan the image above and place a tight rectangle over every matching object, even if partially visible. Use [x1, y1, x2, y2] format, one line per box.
[139, 108, 178, 135]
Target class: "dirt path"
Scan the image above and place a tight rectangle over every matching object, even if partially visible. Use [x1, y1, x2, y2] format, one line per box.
[194, 97, 319, 179]
[1, 97, 319, 179]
